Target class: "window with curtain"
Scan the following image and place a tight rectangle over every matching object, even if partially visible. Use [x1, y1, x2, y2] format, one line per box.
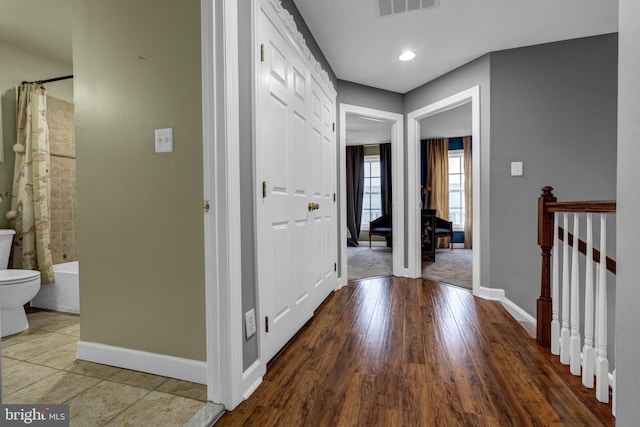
[448, 150, 465, 229]
[361, 155, 381, 229]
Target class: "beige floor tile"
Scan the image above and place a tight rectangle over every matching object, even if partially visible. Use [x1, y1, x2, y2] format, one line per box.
[107, 369, 169, 390]
[66, 360, 124, 379]
[2, 331, 77, 361]
[27, 342, 78, 369]
[1, 327, 51, 349]
[29, 312, 80, 332]
[2, 361, 58, 396]
[68, 381, 151, 427]
[105, 391, 205, 427]
[4, 370, 100, 404]
[56, 322, 81, 337]
[2, 356, 22, 369]
[155, 378, 208, 401]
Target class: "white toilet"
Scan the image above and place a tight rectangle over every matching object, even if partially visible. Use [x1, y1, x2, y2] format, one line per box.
[0, 229, 41, 337]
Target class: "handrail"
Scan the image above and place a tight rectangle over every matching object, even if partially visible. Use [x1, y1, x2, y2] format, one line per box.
[558, 227, 617, 275]
[536, 186, 616, 348]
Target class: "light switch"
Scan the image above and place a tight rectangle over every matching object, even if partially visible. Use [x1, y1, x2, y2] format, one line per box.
[155, 128, 173, 153]
[511, 161, 523, 176]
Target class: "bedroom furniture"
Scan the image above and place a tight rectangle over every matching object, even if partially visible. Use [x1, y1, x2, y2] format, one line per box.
[369, 214, 392, 248]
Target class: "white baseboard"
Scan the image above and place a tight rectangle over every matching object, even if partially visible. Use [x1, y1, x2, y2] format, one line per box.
[76, 341, 207, 384]
[357, 240, 387, 247]
[501, 297, 537, 325]
[242, 359, 264, 400]
[476, 286, 505, 301]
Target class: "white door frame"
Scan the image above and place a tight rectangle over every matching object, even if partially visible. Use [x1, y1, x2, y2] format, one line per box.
[201, 0, 245, 410]
[406, 86, 482, 293]
[338, 104, 406, 286]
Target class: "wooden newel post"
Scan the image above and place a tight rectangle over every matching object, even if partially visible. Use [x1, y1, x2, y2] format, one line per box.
[537, 186, 556, 347]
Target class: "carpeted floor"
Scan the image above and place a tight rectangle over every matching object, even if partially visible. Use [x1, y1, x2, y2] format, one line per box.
[347, 246, 473, 290]
[347, 245, 393, 280]
[422, 248, 473, 290]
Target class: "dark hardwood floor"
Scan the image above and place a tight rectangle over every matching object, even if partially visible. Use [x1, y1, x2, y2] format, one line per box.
[215, 277, 605, 426]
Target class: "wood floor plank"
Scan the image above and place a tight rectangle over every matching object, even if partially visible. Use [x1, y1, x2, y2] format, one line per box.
[215, 277, 609, 426]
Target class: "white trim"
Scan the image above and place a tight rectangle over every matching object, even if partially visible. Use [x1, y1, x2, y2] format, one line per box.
[242, 360, 265, 400]
[77, 341, 207, 384]
[358, 240, 387, 247]
[202, 0, 244, 410]
[339, 104, 405, 287]
[477, 286, 505, 301]
[501, 297, 536, 324]
[407, 86, 482, 295]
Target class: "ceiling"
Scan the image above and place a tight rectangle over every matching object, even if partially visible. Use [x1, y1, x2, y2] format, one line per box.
[293, 0, 618, 94]
[346, 114, 393, 146]
[0, 0, 72, 66]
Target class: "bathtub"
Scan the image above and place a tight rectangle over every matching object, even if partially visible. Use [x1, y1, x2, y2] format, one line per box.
[30, 261, 79, 314]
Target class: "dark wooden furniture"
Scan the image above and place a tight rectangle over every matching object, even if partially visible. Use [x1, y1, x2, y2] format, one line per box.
[434, 216, 454, 250]
[421, 209, 436, 261]
[369, 214, 391, 248]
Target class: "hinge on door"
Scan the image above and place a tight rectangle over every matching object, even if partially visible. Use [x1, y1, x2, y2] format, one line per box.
[203, 200, 210, 213]
[262, 181, 267, 198]
[334, 262, 337, 272]
[260, 44, 265, 62]
[332, 122, 335, 132]
[265, 316, 269, 333]
[333, 193, 336, 202]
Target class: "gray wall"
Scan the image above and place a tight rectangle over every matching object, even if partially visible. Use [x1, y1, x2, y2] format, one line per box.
[239, 0, 337, 370]
[490, 34, 618, 315]
[404, 55, 492, 282]
[337, 80, 403, 114]
[616, 0, 640, 422]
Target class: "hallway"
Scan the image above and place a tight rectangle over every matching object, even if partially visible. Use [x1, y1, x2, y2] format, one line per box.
[215, 276, 604, 426]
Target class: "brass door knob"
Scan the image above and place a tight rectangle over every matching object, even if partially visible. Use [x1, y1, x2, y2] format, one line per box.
[308, 202, 320, 211]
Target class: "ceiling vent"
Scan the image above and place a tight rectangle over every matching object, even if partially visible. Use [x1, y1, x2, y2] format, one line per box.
[378, 0, 440, 17]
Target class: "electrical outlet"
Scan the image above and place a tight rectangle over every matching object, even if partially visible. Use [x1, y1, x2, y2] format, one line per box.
[245, 308, 256, 339]
[155, 128, 173, 153]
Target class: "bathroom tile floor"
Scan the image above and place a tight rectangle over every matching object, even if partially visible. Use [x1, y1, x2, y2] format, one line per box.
[2, 309, 209, 426]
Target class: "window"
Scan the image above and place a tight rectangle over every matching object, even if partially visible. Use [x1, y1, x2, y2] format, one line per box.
[361, 155, 382, 230]
[448, 150, 465, 229]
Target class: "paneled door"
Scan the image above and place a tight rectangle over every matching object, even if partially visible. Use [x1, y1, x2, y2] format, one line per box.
[256, 7, 337, 363]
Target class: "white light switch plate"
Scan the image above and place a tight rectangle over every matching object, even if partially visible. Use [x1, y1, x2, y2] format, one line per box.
[511, 161, 523, 176]
[245, 308, 256, 339]
[155, 128, 173, 153]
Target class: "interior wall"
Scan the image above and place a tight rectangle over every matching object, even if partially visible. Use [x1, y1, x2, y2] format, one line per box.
[0, 40, 73, 229]
[73, 0, 206, 360]
[490, 34, 618, 316]
[238, 0, 338, 371]
[616, 0, 640, 421]
[404, 54, 491, 283]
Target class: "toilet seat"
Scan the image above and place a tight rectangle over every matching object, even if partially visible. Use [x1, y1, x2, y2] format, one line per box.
[0, 269, 41, 285]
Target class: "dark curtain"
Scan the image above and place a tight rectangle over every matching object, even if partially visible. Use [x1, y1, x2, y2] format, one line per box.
[379, 143, 392, 247]
[346, 146, 364, 247]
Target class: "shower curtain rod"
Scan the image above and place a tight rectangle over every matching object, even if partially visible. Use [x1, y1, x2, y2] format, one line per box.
[21, 74, 73, 85]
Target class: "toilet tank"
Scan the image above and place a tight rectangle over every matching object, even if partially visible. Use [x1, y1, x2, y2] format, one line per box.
[0, 229, 16, 270]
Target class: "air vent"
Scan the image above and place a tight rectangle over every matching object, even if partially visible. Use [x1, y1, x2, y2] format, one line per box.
[378, 0, 440, 17]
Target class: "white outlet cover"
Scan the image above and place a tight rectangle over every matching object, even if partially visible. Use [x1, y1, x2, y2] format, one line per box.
[245, 308, 256, 339]
[155, 128, 173, 153]
[511, 161, 523, 176]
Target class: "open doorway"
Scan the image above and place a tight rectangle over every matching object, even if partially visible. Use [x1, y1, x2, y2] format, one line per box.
[344, 113, 394, 281]
[419, 102, 473, 289]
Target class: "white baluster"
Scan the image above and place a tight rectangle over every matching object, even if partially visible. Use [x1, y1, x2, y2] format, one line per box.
[551, 212, 560, 355]
[582, 213, 595, 388]
[560, 213, 571, 365]
[569, 213, 581, 376]
[595, 214, 609, 403]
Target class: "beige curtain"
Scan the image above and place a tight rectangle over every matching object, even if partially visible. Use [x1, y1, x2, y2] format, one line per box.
[463, 136, 472, 249]
[425, 138, 449, 248]
[9, 83, 54, 283]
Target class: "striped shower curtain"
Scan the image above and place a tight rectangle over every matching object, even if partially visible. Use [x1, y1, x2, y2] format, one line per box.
[8, 83, 55, 283]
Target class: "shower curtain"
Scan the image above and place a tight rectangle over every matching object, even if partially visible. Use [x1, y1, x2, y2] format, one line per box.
[9, 83, 55, 283]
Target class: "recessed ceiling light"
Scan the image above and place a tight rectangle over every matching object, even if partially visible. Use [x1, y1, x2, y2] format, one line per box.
[399, 50, 416, 61]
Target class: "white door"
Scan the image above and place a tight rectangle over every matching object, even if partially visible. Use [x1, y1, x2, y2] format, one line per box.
[256, 10, 337, 362]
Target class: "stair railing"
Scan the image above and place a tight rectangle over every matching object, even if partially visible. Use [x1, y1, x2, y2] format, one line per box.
[537, 186, 616, 407]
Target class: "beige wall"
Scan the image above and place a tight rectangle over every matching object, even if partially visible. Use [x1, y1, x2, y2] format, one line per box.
[73, 0, 206, 360]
